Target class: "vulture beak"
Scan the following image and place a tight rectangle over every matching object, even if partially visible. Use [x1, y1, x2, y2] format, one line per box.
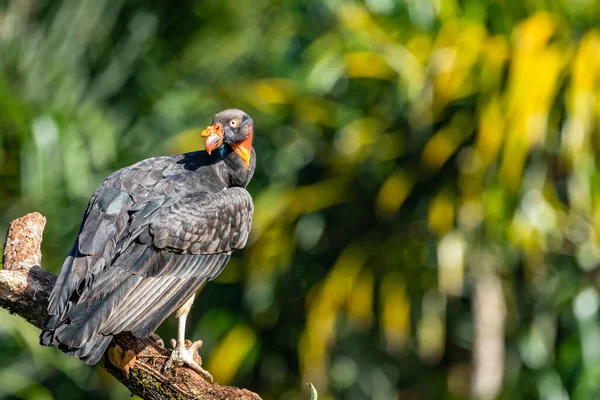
[201, 123, 224, 155]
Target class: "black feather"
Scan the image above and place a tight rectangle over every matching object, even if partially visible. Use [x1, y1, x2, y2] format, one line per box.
[40, 146, 254, 364]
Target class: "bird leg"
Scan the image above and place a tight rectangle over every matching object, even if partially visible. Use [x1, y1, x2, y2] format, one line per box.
[162, 296, 213, 382]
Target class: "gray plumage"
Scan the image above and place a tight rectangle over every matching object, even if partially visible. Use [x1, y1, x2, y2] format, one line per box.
[40, 109, 256, 365]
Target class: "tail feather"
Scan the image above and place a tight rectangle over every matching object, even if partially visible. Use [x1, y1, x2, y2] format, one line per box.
[40, 316, 113, 365]
[41, 227, 232, 365]
[77, 336, 113, 365]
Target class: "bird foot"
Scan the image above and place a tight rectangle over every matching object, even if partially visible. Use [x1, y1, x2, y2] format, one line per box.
[149, 333, 165, 348]
[162, 338, 213, 382]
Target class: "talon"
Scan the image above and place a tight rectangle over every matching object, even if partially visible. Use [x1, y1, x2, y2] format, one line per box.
[150, 333, 165, 348]
[162, 338, 213, 382]
[191, 340, 204, 352]
[162, 358, 173, 373]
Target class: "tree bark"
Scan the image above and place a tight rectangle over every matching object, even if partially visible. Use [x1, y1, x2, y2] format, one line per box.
[0, 212, 261, 400]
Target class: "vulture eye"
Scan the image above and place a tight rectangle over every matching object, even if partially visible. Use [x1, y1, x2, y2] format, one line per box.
[229, 119, 239, 128]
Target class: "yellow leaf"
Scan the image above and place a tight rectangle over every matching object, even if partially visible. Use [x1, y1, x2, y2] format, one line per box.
[475, 97, 505, 169]
[376, 168, 414, 218]
[431, 20, 486, 113]
[513, 12, 555, 53]
[345, 52, 395, 79]
[206, 324, 256, 384]
[381, 273, 410, 351]
[428, 192, 455, 235]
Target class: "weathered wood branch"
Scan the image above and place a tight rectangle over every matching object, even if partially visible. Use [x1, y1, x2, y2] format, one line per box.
[0, 212, 261, 400]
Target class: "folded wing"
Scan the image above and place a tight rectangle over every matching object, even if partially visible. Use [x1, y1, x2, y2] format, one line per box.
[42, 177, 253, 364]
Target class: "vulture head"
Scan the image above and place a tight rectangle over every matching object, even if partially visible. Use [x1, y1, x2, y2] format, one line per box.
[201, 109, 253, 168]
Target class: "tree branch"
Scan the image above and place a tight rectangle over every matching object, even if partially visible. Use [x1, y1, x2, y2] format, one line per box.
[0, 212, 261, 400]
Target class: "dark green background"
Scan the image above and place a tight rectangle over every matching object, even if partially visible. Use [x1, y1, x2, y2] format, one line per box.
[2, 0, 600, 399]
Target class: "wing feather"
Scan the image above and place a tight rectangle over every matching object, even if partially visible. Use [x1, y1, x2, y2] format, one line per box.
[43, 153, 253, 363]
[148, 187, 253, 254]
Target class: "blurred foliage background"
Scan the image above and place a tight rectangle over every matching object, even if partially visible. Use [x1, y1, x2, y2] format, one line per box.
[2, 0, 600, 399]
